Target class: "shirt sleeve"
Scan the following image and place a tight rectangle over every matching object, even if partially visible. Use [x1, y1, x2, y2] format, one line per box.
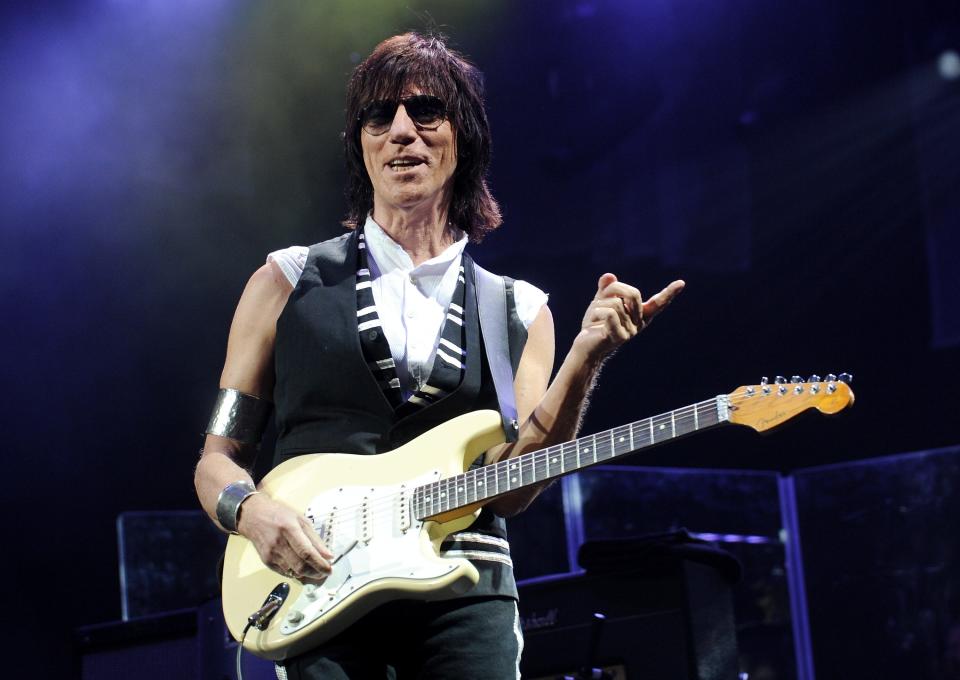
[512, 279, 549, 330]
[266, 246, 309, 288]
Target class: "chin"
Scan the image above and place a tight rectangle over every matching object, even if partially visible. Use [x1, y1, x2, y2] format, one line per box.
[389, 189, 432, 208]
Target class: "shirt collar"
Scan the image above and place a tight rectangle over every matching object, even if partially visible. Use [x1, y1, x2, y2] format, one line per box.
[363, 214, 467, 277]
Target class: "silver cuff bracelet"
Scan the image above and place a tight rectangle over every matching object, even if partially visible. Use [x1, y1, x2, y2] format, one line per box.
[216, 480, 258, 534]
[206, 388, 273, 444]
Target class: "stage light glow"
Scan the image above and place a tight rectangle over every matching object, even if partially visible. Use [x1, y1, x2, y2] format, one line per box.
[938, 50, 960, 80]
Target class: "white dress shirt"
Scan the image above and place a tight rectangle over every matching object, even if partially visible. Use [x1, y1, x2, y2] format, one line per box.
[268, 216, 548, 400]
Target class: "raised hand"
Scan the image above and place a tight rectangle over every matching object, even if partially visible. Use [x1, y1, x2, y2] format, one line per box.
[573, 273, 685, 362]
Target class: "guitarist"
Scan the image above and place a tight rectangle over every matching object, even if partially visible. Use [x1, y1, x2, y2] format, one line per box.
[194, 31, 684, 680]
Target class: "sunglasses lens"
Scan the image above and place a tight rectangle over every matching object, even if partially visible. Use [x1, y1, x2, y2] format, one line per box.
[405, 95, 445, 128]
[361, 101, 397, 135]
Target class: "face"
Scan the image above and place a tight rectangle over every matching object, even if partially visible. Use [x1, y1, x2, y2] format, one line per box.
[360, 89, 457, 219]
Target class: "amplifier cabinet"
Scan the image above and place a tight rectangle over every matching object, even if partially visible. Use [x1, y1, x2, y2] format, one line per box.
[518, 561, 738, 680]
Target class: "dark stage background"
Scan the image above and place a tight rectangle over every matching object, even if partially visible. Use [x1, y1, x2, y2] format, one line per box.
[1, 1, 958, 677]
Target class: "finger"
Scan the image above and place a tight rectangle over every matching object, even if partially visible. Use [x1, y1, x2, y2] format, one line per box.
[589, 299, 637, 335]
[285, 529, 332, 576]
[299, 571, 330, 586]
[271, 554, 298, 579]
[586, 307, 635, 344]
[298, 515, 334, 559]
[597, 281, 643, 325]
[601, 308, 633, 342]
[595, 273, 618, 299]
[641, 279, 685, 322]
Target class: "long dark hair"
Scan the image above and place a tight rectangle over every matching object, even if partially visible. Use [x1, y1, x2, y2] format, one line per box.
[342, 32, 502, 242]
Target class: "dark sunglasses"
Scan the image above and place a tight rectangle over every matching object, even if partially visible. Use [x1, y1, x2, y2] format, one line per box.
[359, 95, 447, 136]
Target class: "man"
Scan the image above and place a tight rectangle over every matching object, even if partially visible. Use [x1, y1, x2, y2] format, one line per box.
[195, 32, 683, 679]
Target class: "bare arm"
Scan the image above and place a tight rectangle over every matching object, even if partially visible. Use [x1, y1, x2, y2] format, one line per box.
[486, 273, 685, 517]
[194, 262, 333, 583]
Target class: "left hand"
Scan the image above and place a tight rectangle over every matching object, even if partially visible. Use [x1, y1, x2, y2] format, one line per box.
[573, 273, 685, 363]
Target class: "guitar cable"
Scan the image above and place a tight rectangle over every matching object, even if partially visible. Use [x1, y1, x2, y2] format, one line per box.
[237, 622, 252, 680]
[236, 582, 290, 680]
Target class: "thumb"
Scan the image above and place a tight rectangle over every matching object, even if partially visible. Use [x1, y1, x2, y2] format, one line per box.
[596, 273, 617, 296]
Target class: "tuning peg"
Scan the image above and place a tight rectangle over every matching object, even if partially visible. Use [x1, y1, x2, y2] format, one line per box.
[826, 373, 839, 393]
[838, 372, 853, 384]
[760, 377, 769, 385]
[775, 376, 786, 384]
[808, 374, 821, 383]
[791, 376, 802, 383]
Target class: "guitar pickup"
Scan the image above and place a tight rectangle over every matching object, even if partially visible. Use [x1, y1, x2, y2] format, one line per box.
[360, 496, 372, 543]
[397, 484, 412, 533]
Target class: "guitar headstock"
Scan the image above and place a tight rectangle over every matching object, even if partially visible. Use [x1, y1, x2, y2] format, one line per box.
[727, 373, 855, 432]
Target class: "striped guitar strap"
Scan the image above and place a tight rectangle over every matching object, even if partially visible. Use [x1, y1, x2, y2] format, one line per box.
[354, 228, 468, 415]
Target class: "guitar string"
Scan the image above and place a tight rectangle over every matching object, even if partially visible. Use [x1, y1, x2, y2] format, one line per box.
[305, 384, 842, 533]
[308, 394, 728, 530]
[312, 392, 768, 522]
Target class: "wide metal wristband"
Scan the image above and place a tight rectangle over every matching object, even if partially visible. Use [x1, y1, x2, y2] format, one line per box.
[205, 388, 273, 444]
[216, 480, 258, 534]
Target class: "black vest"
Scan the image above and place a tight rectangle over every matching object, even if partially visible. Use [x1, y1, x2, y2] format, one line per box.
[272, 230, 527, 598]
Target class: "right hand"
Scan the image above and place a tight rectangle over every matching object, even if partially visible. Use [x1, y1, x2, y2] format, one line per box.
[237, 493, 334, 585]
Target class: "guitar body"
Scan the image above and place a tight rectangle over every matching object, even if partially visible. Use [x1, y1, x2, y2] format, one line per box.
[221, 410, 506, 660]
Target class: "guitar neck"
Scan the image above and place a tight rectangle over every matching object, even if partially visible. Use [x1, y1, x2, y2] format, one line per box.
[412, 394, 732, 520]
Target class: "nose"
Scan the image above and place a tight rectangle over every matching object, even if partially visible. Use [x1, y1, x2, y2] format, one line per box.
[386, 104, 418, 143]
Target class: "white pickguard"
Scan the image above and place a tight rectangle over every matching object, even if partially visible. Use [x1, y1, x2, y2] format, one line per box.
[279, 468, 456, 636]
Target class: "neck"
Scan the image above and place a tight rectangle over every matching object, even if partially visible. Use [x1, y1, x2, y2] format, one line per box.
[370, 202, 456, 267]
[413, 396, 732, 522]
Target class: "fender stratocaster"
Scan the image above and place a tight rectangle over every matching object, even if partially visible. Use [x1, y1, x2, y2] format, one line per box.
[222, 374, 854, 660]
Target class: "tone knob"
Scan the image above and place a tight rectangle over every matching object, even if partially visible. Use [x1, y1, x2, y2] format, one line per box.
[286, 609, 304, 624]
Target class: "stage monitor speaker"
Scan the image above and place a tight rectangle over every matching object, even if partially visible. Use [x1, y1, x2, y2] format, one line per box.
[76, 601, 276, 680]
[518, 547, 738, 680]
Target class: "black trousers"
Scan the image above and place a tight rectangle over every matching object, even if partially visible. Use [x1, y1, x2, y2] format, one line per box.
[278, 596, 523, 680]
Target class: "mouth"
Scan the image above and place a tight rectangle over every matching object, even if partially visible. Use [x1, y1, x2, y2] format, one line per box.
[386, 157, 427, 172]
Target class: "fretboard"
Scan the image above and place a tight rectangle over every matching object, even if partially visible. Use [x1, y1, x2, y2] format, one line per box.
[412, 395, 731, 520]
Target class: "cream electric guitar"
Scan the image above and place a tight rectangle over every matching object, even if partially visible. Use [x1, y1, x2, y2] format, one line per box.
[222, 374, 854, 660]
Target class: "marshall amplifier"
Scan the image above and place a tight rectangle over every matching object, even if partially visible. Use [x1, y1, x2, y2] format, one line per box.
[517, 536, 740, 680]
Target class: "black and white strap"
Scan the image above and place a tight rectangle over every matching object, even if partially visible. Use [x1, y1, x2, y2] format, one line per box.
[439, 530, 513, 567]
[355, 230, 404, 409]
[355, 227, 467, 414]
